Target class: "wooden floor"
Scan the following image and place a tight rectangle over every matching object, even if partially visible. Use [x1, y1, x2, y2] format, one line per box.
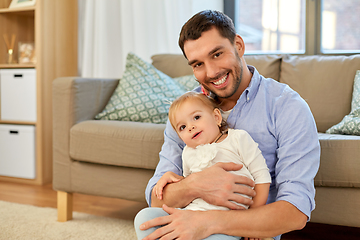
[0, 180, 147, 221]
[0, 180, 359, 240]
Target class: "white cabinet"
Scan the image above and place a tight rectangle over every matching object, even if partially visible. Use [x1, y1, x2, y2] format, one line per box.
[0, 124, 36, 179]
[0, 69, 37, 122]
[0, 0, 77, 184]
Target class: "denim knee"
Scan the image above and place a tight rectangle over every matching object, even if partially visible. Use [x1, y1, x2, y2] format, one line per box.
[134, 207, 240, 240]
[134, 207, 169, 240]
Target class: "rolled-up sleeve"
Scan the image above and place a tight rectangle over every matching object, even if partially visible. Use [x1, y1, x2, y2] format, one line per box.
[274, 87, 320, 219]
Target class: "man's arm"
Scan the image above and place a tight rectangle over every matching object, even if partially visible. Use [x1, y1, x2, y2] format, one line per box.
[151, 162, 256, 209]
[208, 200, 307, 238]
[141, 201, 307, 240]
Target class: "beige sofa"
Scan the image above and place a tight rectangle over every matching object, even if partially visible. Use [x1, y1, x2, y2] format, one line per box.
[53, 54, 360, 227]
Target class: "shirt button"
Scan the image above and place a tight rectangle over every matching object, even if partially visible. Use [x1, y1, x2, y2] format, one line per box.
[247, 97, 250, 101]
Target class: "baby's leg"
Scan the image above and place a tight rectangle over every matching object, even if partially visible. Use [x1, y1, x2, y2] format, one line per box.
[134, 207, 168, 239]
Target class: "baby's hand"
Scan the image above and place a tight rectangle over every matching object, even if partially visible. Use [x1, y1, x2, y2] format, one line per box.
[154, 172, 184, 200]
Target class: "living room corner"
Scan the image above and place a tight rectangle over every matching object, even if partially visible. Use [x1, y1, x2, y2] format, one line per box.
[1, 0, 360, 239]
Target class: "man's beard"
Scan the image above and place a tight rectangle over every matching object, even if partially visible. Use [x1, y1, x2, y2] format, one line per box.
[202, 51, 243, 99]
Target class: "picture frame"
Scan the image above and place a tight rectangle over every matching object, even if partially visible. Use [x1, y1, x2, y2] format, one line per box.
[18, 42, 36, 64]
[9, 0, 36, 9]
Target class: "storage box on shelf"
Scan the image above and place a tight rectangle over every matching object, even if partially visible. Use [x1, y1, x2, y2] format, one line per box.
[0, 124, 36, 179]
[0, 69, 37, 122]
[0, 0, 78, 185]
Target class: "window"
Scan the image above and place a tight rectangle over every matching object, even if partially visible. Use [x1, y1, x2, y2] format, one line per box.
[234, 0, 305, 54]
[226, 0, 360, 55]
[321, 0, 360, 54]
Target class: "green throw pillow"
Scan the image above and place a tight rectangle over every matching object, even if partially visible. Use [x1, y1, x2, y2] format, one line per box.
[173, 74, 199, 92]
[326, 70, 360, 135]
[95, 52, 198, 124]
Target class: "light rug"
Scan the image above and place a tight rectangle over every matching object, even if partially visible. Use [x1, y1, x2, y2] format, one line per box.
[0, 200, 137, 240]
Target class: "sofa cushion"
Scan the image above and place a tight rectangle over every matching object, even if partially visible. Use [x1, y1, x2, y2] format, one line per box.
[326, 70, 360, 135]
[173, 74, 199, 91]
[315, 133, 360, 188]
[244, 54, 282, 81]
[95, 53, 197, 124]
[151, 54, 193, 78]
[280, 54, 360, 133]
[70, 120, 165, 170]
[151, 54, 282, 81]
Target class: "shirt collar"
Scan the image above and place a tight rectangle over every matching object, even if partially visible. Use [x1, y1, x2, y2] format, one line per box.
[242, 65, 261, 103]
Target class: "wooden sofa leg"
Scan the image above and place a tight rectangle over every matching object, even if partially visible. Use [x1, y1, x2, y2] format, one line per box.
[57, 191, 73, 222]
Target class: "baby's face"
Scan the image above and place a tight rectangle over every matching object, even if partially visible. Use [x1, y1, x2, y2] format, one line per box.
[174, 98, 222, 148]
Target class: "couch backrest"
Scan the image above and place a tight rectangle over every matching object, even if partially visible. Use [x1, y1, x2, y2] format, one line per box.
[151, 54, 193, 78]
[244, 55, 282, 81]
[280, 54, 360, 132]
[151, 53, 360, 133]
[151, 54, 282, 81]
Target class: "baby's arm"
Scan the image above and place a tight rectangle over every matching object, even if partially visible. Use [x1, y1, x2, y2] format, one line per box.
[249, 183, 270, 209]
[153, 171, 184, 200]
[245, 184, 271, 240]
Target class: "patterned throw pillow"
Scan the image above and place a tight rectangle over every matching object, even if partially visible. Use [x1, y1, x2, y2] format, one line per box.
[326, 70, 360, 135]
[95, 53, 198, 124]
[173, 74, 199, 92]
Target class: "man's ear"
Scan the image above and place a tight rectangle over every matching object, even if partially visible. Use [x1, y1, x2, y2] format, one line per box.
[213, 108, 222, 126]
[234, 34, 245, 57]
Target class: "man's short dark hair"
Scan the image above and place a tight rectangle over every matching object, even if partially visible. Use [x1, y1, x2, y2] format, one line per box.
[178, 10, 236, 58]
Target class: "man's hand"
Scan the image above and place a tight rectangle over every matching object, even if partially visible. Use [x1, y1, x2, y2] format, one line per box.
[140, 204, 212, 240]
[187, 162, 256, 209]
[151, 162, 255, 209]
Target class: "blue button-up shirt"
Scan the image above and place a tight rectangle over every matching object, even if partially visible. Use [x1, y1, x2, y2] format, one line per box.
[145, 66, 320, 238]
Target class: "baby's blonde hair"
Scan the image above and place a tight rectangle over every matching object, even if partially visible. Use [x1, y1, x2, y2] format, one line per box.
[168, 92, 227, 132]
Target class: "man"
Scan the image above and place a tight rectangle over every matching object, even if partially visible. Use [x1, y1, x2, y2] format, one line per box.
[135, 10, 320, 240]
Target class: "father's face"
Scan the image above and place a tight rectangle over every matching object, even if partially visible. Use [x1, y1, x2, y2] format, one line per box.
[184, 27, 243, 101]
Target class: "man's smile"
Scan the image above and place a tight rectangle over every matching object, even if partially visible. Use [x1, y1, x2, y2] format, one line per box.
[211, 72, 229, 88]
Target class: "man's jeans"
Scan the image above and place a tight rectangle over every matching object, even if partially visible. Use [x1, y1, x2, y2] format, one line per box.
[134, 207, 241, 240]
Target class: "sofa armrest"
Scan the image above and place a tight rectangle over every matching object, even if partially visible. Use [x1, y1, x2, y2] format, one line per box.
[53, 77, 119, 124]
[52, 77, 119, 191]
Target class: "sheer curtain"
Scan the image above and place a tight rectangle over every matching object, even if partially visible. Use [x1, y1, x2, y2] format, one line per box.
[78, 0, 223, 78]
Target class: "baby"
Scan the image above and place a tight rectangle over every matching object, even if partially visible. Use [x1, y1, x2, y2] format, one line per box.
[154, 92, 271, 211]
